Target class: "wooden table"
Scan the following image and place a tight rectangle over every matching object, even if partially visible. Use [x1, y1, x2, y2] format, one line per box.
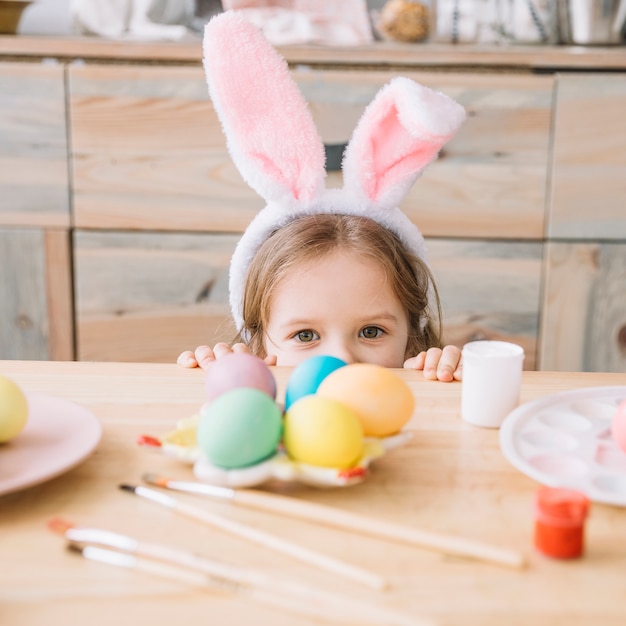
[1, 361, 625, 626]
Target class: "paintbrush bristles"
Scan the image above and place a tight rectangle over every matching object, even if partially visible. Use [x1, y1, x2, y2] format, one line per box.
[142, 473, 169, 488]
[142, 473, 235, 500]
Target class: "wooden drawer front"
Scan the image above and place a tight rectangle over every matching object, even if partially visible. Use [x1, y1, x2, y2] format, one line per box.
[69, 65, 552, 240]
[299, 70, 553, 240]
[540, 242, 626, 372]
[0, 63, 69, 228]
[550, 74, 626, 240]
[428, 239, 543, 370]
[69, 64, 263, 232]
[74, 230, 238, 362]
[0, 228, 72, 360]
[73, 231, 542, 366]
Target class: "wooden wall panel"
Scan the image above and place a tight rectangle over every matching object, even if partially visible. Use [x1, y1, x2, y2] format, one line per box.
[0, 63, 69, 228]
[0, 228, 49, 359]
[74, 232, 544, 367]
[550, 74, 626, 240]
[428, 239, 543, 370]
[74, 230, 238, 362]
[44, 229, 74, 360]
[69, 66, 552, 241]
[300, 70, 553, 240]
[69, 65, 263, 232]
[540, 242, 626, 372]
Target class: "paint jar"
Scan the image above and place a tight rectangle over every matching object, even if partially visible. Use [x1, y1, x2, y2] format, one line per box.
[461, 340, 524, 428]
[534, 487, 590, 559]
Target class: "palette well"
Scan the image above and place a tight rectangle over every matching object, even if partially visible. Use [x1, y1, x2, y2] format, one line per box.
[500, 386, 626, 506]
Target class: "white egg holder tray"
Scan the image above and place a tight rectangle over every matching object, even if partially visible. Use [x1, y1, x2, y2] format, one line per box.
[143, 423, 413, 488]
[499, 386, 626, 507]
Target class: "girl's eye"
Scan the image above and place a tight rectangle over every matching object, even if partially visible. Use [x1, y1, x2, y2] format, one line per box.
[360, 326, 383, 340]
[295, 330, 319, 343]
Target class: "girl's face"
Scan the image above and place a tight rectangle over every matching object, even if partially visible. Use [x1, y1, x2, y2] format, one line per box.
[263, 250, 409, 367]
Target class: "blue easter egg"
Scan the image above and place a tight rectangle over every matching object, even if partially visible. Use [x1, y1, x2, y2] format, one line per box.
[284, 355, 347, 410]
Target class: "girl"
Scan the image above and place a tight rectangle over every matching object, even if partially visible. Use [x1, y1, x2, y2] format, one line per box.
[177, 11, 464, 381]
[178, 213, 462, 380]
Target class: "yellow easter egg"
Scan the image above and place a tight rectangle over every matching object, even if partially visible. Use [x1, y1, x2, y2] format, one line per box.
[283, 396, 364, 469]
[317, 363, 414, 437]
[0, 375, 29, 443]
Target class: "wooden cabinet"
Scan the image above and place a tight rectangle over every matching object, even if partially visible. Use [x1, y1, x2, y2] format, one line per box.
[542, 74, 626, 372]
[0, 64, 73, 360]
[1, 39, 625, 372]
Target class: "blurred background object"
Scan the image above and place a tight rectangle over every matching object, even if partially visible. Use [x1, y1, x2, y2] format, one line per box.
[374, 0, 431, 42]
[17, 0, 224, 37]
[434, 0, 559, 43]
[568, 0, 626, 44]
[221, 0, 374, 45]
[0, 0, 33, 34]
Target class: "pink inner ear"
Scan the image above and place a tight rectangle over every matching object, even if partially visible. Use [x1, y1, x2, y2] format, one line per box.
[367, 104, 444, 201]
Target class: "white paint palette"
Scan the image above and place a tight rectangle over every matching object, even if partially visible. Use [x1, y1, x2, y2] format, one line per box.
[500, 386, 626, 506]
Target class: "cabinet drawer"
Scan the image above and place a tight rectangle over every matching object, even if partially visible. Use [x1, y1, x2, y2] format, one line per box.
[540, 242, 626, 372]
[69, 65, 552, 240]
[0, 227, 72, 360]
[74, 230, 238, 362]
[428, 239, 543, 370]
[550, 74, 626, 240]
[0, 63, 69, 228]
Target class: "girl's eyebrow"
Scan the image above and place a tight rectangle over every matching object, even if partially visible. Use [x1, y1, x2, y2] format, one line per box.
[360, 313, 400, 323]
[278, 317, 315, 326]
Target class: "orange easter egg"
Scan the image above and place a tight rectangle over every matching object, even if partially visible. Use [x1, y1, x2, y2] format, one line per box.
[317, 363, 414, 437]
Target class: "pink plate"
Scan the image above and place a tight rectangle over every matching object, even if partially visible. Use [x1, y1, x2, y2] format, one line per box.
[0, 392, 102, 496]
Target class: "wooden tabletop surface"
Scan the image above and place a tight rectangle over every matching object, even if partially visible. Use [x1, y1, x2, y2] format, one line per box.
[1, 360, 626, 626]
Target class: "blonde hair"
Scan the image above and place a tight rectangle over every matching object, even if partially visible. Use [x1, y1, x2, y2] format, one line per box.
[240, 214, 442, 359]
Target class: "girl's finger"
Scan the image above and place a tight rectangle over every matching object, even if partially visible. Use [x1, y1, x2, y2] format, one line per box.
[176, 351, 198, 368]
[403, 351, 427, 370]
[232, 342, 253, 354]
[194, 345, 216, 369]
[436, 345, 462, 382]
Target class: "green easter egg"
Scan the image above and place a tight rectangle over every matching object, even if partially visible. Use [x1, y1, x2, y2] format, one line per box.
[197, 388, 282, 469]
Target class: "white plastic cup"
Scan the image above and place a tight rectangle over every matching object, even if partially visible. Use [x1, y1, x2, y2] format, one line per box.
[461, 340, 525, 428]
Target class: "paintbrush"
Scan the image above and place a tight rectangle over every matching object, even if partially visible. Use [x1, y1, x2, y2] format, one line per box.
[49, 517, 272, 589]
[119, 483, 386, 590]
[143, 472, 525, 569]
[57, 520, 428, 626]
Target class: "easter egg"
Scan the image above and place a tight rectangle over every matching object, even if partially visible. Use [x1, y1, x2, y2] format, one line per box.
[0, 375, 28, 443]
[612, 399, 626, 454]
[205, 352, 276, 402]
[284, 355, 347, 409]
[317, 363, 414, 437]
[283, 395, 364, 468]
[197, 387, 282, 469]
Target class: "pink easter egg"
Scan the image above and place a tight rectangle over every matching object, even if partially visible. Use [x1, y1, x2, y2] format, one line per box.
[205, 352, 276, 402]
[611, 399, 626, 454]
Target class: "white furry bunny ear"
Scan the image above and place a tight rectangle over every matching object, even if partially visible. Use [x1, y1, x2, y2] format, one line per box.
[341, 76, 466, 212]
[202, 11, 326, 209]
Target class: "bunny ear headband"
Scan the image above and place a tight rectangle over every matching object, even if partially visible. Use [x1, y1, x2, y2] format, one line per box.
[202, 11, 466, 338]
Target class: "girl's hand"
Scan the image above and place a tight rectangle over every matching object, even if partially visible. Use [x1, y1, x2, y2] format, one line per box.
[176, 343, 277, 370]
[404, 345, 462, 382]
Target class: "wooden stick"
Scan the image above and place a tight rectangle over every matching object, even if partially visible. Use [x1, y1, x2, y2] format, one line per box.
[143, 473, 525, 569]
[120, 484, 387, 590]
